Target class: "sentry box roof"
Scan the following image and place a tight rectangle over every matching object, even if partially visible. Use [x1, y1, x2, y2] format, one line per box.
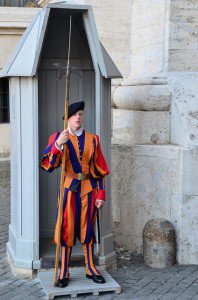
[0, 1, 122, 79]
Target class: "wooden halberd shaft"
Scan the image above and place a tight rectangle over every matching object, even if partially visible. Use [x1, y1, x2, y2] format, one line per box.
[54, 72, 70, 286]
[53, 15, 72, 286]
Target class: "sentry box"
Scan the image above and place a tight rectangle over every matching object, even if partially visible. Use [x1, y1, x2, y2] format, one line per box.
[1, 1, 122, 275]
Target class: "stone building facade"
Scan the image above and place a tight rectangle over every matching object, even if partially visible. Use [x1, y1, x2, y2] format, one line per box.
[90, 0, 198, 265]
[69, 0, 198, 265]
[1, 0, 198, 265]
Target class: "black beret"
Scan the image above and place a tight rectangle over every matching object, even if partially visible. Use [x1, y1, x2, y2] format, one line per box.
[63, 101, 85, 120]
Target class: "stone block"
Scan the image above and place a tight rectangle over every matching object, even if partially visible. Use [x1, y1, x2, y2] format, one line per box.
[169, 50, 198, 72]
[168, 73, 198, 147]
[88, 0, 131, 78]
[111, 143, 181, 253]
[169, 0, 198, 71]
[169, 148, 198, 264]
[143, 218, 176, 268]
[112, 109, 170, 145]
[171, 194, 198, 264]
[112, 85, 171, 111]
[182, 148, 198, 195]
[129, 0, 166, 79]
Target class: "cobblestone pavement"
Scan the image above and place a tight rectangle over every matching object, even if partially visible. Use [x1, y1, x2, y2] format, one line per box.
[1, 160, 198, 300]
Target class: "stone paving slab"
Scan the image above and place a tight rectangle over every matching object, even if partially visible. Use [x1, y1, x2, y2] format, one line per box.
[1, 160, 198, 300]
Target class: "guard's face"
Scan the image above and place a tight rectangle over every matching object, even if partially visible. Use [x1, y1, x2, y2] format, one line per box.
[69, 110, 83, 130]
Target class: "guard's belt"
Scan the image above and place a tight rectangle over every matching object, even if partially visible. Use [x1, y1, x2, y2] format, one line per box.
[65, 172, 90, 181]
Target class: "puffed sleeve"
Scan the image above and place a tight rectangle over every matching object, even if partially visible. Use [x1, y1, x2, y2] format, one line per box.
[90, 135, 109, 201]
[40, 132, 63, 173]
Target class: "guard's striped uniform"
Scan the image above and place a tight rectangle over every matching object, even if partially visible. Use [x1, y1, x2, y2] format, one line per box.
[40, 130, 109, 279]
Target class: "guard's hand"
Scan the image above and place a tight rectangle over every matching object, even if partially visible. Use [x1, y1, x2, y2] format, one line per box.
[95, 199, 104, 209]
[56, 129, 69, 147]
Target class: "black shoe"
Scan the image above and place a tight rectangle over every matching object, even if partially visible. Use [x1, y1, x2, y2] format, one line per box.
[86, 273, 105, 284]
[57, 277, 69, 288]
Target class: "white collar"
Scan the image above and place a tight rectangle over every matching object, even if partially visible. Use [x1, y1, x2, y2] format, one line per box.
[68, 123, 84, 137]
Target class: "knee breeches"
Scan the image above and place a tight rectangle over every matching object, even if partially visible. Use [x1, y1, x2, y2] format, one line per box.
[54, 187, 98, 247]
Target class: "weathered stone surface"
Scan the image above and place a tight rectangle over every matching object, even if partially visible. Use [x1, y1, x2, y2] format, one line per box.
[127, 0, 167, 82]
[171, 148, 198, 264]
[112, 143, 198, 265]
[168, 73, 198, 147]
[112, 109, 171, 145]
[169, 0, 198, 71]
[111, 143, 181, 253]
[112, 85, 171, 111]
[143, 218, 176, 268]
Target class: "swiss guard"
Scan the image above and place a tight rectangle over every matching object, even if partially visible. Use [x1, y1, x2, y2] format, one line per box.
[40, 101, 109, 288]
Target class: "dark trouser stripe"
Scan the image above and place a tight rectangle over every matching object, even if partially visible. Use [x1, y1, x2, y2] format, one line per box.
[60, 246, 72, 279]
[82, 243, 99, 276]
[87, 243, 95, 276]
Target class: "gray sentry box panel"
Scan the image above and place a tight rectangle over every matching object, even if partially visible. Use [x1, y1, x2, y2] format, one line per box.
[0, 1, 122, 271]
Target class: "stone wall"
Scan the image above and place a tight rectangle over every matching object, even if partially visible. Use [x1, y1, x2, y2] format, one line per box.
[112, 144, 182, 253]
[168, 0, 198, 72]
[128, 0, 168, 81]
[111, 0, 198, 265]
[167, 0, 198, 264]
[88, 0, 131, 84]
[168, 0, 198, 147]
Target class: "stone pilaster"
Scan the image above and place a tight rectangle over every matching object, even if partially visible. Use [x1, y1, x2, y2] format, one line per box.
[112, 0, 171, 145]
